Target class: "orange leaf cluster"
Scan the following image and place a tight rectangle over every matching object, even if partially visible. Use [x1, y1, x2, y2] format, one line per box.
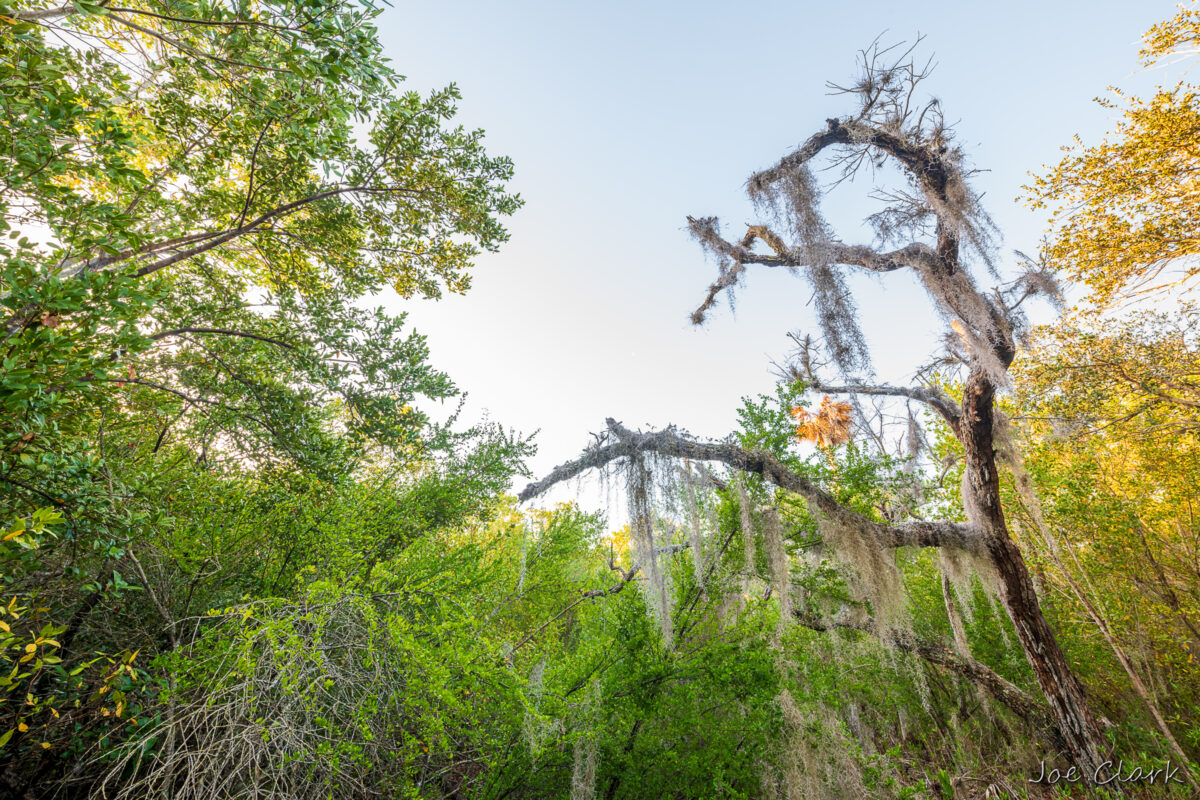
[790, 396, 853, 448]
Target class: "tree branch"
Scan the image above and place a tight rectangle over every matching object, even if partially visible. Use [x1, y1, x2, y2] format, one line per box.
[747, 119, 855, 194]
[12, 2, 77, 21]
[796, 610, 1062, 747]
[237, 119, 275, 228]
[150, 327, 294, 349]
[518, 419, 974, 551]
[2, 184, 421, 339]
[692, 216, 939, 273]
[748, 117, 951, 202]
[687, 215, 938, 325]
[806, 376, 961, 432]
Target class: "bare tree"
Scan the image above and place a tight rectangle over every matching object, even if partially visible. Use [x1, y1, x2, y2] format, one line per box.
[521, 43, 1108, 777]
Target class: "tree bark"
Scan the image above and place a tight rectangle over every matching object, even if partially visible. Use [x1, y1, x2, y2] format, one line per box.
[960, 372, 1107, 777]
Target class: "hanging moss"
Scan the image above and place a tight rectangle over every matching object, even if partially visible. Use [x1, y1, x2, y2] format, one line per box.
[764, 505, 793, 625]
[736, 477, 759, 590]
[570, 737, 598, 800]
[776, 689, 870, 800]
[684, 461, 707, 592]
[818, 516, 909, 633]
[626, 452, 673, 644]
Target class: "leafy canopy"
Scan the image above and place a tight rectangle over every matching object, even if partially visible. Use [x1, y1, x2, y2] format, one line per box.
[0, 0, 524, 484]
[1027, 3, 1200, 305]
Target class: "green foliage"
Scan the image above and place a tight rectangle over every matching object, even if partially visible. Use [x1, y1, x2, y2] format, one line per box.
[0, 0, 534, 792]
[1008, 312, 1200, 757]
[1026, 4, 1200, 306]
[0, 509, 147, 767]
[2, 1, 1198, 796]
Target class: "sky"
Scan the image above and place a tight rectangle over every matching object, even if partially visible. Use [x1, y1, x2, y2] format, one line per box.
[373, 1, 1183, 516]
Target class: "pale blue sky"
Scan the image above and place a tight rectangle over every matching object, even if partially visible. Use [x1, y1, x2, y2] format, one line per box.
[376, 1, 1181, 508]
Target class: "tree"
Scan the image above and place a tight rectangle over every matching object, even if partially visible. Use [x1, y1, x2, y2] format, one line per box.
[0, 0, 526, 526]
[0, 0, 532, 787]
[1027, 3, 1200, 306]
[1017, 305, 1200, 437]
[0, 0, 519, 476]
[521, 43, 1112, 778]
[1006, 323, 1200, 771]
[1015, 6, 1200, 772]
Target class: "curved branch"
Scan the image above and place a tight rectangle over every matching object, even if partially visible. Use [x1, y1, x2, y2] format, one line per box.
[748, 117, 950, 202]
[796, 610, 1062, 747]
[807, 377, 961, 432]
[150, 327, 294, 349]
[747, 119, 854, 195]
[688, 216, 939, 324]
[518, 419, 974, 551]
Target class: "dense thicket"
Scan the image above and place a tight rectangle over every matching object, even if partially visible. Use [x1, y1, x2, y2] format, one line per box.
[1, 2, 1198, 799]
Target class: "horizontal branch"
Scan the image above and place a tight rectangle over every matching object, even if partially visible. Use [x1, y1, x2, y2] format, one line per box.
[518, 419, 974, 551]
[88, 376, 218, 407]
[13, 2, 76, 21]
[16, 0, 306, 30]
[807, 376, 961, 431]
[688, 216, 938, 325]
[797, 610, 1062, 747]
[150, 327, 294, 349]
[696, 217, 938, 274]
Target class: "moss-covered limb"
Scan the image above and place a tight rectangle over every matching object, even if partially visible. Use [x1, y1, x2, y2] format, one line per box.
[687, 215, 939, 273]
[686, 215, 940, 327]
[747, 115, 960, 205]
[745, 118, 856, 194]
[517, 419, 973, 551]
[794, 611, 1064, 751]
[688, 111, 1015, 376]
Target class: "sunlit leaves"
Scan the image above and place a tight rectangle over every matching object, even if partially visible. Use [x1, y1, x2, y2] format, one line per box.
[1027, 4, 1200, 305]
[791, 395, 853, 448]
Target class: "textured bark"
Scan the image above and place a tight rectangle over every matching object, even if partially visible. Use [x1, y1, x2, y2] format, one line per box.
[960, 373, 1106, 776]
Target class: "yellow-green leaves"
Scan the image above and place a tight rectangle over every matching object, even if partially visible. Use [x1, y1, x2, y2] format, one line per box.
[1027, 5, 1200, 306]
[1, 508, 60, 549]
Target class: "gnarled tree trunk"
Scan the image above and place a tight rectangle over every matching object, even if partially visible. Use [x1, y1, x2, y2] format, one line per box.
[961, 374, 1105, 775]
[525, 45, 1115, 779]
